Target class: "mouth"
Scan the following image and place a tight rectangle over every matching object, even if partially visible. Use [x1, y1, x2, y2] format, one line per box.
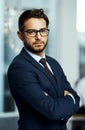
[33, 42, 44, 47]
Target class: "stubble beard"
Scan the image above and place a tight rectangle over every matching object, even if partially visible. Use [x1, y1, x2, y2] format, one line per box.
[24, 41, 48, 55]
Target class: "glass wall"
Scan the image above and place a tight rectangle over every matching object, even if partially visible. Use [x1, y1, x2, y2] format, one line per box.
[0, 0, 4, 112]
[4, 0, 22, 112]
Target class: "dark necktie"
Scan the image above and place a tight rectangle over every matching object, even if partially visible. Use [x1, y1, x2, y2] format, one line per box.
[39, 58, 55, 79]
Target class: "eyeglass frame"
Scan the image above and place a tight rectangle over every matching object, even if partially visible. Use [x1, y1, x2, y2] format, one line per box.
[22, 28, 50, 37]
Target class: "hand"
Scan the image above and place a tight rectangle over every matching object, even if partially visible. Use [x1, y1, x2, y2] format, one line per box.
[64, 90, 72, 96]
[64, 90, 75, 104]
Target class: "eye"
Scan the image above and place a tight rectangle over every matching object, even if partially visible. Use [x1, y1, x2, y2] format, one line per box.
[41, 28, 47, 32]
[27, 30, 35, 34]
[40, 28, 49, 35]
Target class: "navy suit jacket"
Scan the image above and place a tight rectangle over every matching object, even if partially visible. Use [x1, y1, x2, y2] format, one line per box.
[7, 48, 80, 130]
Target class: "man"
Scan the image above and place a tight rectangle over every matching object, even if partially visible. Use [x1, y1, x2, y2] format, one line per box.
[7, 9, 80, 130]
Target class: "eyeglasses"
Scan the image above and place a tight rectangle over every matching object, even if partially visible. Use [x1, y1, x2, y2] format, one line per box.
[23, 28, 49, 37]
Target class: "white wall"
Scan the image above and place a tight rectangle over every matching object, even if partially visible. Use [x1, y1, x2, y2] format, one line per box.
[57, 0, 79, 86]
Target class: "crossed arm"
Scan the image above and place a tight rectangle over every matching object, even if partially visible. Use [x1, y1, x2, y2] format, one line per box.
[8, 60, 80, 121]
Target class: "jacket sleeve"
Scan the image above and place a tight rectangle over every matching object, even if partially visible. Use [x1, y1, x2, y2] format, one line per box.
[51, 59, 80, 121]
[7, 62, 80, 121]
[59, 73, 80, 121]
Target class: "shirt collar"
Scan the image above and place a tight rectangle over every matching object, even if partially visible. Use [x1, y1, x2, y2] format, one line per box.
[24, 47, 45, 62]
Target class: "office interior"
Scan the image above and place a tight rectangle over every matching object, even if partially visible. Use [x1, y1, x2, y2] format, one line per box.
[0, 0, 85, 130]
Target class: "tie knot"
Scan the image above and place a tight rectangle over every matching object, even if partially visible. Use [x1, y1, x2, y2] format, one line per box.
[39, 58, 46, 66]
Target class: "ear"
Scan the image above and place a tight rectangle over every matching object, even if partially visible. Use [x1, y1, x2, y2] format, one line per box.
[17, 31, 24, 41]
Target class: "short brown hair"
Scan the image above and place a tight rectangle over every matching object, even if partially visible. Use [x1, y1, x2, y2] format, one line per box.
[18, 9, 49, 32]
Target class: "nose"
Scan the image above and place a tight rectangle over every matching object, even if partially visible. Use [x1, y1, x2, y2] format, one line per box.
[35, 32, 41, 39]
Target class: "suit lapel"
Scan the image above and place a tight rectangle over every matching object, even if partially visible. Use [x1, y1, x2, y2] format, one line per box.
[32, 59, 59, 97]
[46, 56, 61, 97]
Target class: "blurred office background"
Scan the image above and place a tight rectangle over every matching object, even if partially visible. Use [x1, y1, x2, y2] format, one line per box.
[0, 0, 85, 130]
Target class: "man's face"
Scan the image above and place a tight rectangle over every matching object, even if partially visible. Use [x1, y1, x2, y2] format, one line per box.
[18, 18, 48, 56]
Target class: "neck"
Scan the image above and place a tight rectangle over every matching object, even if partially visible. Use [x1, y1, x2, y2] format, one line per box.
[35, 52, 44, 57]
